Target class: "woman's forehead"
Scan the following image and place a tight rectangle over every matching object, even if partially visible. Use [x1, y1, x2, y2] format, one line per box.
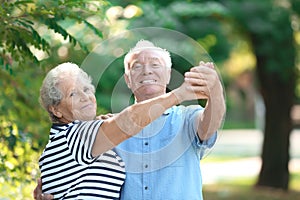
[58, 74, 87, 89]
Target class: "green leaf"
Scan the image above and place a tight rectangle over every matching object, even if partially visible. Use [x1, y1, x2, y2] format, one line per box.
[83, 19, 103, 38]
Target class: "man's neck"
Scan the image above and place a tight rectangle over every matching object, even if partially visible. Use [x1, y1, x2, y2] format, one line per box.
[135, 92, 167, 103]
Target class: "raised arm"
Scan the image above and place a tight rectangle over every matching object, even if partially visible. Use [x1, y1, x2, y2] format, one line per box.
[92, 82, 201, 156]
[184, 62, 226, 141]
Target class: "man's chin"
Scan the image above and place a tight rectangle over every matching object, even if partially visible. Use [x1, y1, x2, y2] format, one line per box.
[137, 85, 164, 93]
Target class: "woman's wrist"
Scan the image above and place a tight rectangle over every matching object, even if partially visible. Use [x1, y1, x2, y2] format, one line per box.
[171, 88, 184, 104]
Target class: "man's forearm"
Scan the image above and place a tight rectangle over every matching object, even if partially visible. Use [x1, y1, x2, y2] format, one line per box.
[197, 86, 225, 140]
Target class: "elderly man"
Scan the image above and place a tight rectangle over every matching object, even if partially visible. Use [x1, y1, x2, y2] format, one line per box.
[115, 40, 225, 199]
[34, 40, 225, 200]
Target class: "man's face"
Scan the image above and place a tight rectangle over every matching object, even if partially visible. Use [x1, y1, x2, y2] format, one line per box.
[124, 50, 171, 102]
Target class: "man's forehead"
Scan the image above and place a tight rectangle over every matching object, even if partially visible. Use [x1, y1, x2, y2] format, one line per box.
[130, 50, 163, 61]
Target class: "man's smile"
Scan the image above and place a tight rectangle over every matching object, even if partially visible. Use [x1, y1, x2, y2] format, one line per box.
[140, 79, 157, 84]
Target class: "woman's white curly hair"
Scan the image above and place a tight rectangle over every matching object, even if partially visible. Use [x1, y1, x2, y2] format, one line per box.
[39, 62, 95, 122]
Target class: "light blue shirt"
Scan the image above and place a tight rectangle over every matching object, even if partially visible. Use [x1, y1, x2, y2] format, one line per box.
[115, 105, 217, 200]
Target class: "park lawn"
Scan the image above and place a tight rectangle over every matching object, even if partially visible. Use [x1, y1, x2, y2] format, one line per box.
[203, 175, 300, 200]
[202, 155, 300, 200]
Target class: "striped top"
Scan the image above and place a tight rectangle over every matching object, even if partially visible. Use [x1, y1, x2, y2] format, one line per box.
[39, 120, 126, 200]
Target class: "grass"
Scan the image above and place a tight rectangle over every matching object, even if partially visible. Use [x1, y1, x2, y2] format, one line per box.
[222, 120, 256, 129]
[201, 126, 300, 199]
[203, 183, 300, 200]
[202, 157, 300, 200]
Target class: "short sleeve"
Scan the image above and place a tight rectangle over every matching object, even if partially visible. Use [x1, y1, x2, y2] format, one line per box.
[67, 120, 103, 165]
[185, 105, 218, 159]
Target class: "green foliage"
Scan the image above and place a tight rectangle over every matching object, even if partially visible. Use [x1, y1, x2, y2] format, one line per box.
[169, 1, 229, 17]
[0, 0, 108, 69]
[291, 0, 300, 14]
[226, 0, 297, 190]
[0, 119, 40, 199]
[127, 1, 231, 62]
[227, 0, 296, 81]
[0, 65, 50, 199]
[0, 0, 108, 198]
[93, 0, 232, 111]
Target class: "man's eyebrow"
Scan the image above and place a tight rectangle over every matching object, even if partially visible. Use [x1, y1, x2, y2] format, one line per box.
[131, 59, 139, 65]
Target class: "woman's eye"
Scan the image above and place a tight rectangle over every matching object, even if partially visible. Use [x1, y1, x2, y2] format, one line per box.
[70, 92, 76, 97]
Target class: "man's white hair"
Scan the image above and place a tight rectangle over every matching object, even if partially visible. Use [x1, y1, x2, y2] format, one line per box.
[124, 40, 172, 74]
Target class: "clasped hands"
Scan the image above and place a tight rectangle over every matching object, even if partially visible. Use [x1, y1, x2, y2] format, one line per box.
[175, 61, 221, 102]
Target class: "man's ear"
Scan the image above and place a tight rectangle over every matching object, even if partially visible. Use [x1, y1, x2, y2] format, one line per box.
[124, 74, 131, 89]
[49, 105, 62, 118]
[166, 68, 171, 84]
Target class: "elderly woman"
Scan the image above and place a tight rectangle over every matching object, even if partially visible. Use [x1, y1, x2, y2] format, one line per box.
[38, 62, 200, 199]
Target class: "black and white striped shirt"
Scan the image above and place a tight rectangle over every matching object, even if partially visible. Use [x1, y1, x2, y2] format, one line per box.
[39, 120, 125, 200]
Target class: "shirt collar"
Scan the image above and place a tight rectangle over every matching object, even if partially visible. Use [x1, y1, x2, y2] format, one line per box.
[163, 106, 173, 115]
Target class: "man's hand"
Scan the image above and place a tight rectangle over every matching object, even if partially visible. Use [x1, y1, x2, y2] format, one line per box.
[184, 61, 222, 100]
[185, 61, 225, 140]
[33, 178, 53, 200]
[174, 61, 221, 102]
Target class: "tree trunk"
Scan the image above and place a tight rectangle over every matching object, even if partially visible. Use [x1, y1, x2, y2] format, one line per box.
[255, 61, 293, 189]
[227, 0, 296, 190]
[241, 1, 297, 190]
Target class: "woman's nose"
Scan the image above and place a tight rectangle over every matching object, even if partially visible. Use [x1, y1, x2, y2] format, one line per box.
[79, 91, 89, 101]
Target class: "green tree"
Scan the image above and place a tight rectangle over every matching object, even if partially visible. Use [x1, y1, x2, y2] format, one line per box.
[0, 0, 108, 198]
[112, 0, 299, 190]
[227, 0, 297, 190]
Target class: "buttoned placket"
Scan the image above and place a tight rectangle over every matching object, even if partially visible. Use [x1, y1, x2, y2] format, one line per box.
[141, 112, 169, 199]
[142, 127, 151, 199]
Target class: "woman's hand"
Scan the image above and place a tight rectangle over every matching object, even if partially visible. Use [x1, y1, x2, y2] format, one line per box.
[96, 113, 114, 120]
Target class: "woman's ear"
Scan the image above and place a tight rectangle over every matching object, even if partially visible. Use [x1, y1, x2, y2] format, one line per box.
[49, 105, 62, 118]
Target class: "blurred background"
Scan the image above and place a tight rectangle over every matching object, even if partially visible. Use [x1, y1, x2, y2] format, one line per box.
[0, 0, 299, 199]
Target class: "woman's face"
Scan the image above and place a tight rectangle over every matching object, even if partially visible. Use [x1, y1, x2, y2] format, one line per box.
[51, 74, 97, 123]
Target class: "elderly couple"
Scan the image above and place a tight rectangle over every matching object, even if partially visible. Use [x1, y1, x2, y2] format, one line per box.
[34, 40, 225, 200]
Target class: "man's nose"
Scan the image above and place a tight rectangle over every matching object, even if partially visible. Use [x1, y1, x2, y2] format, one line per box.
[142, 64, 153, 74]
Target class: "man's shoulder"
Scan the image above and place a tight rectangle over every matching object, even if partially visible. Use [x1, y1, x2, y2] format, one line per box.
[171, 105, 203, 113]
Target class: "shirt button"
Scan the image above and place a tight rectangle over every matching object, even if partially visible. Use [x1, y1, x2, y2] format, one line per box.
[145, 164, 148, 168]
[145, 142, 148, 145]
[145, 186, 148, 190]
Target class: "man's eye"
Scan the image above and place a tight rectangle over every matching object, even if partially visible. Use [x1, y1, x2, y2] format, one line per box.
[133, 64, 142, 70]
[151, 63, 162, 68]
[84, 87, 90, 92]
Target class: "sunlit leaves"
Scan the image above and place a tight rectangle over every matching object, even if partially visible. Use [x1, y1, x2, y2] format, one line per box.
[0, 1, 109, 198]
[0, 0, 108, 70]
[0, 118, 40, 199]
[0, 67, 48, 199]
[169, 1, 229, 18]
